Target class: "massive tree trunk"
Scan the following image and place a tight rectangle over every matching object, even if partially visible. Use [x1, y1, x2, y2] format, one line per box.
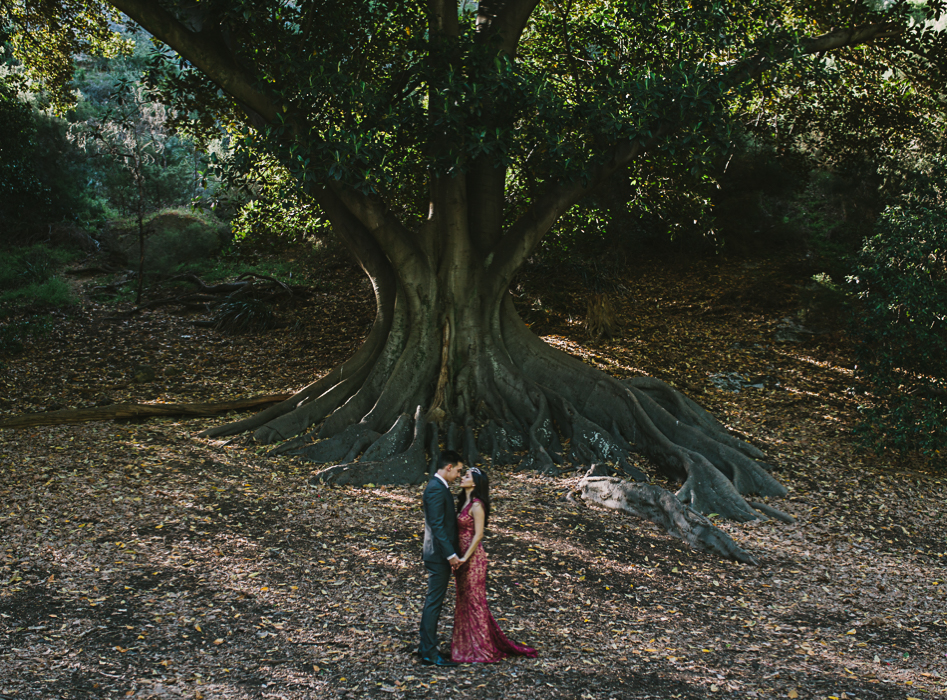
[80, 0, 921, 568]
[105, 0, 871, 527]
[202, 171, 789, 524]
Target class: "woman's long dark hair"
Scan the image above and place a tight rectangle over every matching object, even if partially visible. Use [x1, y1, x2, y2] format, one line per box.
[457, 467, 491, 527]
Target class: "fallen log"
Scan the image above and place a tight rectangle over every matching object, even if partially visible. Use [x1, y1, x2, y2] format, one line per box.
[0, 393, 293, 429]
[127, 274, 310, 314]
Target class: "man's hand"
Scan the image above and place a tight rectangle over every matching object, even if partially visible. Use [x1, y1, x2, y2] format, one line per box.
[448, 557, 461, 570]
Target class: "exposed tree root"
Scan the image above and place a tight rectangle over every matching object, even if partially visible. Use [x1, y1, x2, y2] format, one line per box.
[547, 394, 646, 480]
[309, 406, 431, 485]
[498, 302, 788, 522]
[674, 457, 769, 522]
[575, 471, 759, 566]
[747, 500, 795, 524]
[204, 280, 792, 529]
[624, 377, 764, 459]
[443, 419, 482, 473]
[199, 372, 351, 440]
[476, 420, 524, 466]
[293, 422, 380, 464]
[361, 412, 413, 461]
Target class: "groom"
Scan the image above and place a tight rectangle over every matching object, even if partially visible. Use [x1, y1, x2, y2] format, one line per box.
[418, 450, 464, 666]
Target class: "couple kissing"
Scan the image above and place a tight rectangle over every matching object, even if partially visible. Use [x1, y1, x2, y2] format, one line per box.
[418, 450, 538, 666]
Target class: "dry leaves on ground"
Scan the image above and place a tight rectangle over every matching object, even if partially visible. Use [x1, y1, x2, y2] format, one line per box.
[1, 253, 945, 699]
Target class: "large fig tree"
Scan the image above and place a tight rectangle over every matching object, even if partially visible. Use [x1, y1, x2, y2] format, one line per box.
[11, 0, 946, 523]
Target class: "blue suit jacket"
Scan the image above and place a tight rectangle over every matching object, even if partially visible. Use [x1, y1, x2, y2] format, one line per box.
[422, 477, 459, 563]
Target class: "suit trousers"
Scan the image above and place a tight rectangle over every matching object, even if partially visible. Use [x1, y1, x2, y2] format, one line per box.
[418, 560, 452, 660]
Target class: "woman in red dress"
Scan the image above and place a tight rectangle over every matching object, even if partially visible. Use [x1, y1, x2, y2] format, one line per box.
[451, 466, 538, 663]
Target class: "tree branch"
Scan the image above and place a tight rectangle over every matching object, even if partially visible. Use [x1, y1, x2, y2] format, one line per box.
[488, 132, 664, 291]
[723, 22, 903, 88]
[330, 185, 433, 279]
[490, 21, 905, 290]
[110, 1, 424, 277]
[475, 0, 541, 57]
[109, 0, 279, 125]
[308, 184, 397, 295]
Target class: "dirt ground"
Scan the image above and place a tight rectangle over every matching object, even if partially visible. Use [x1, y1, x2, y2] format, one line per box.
[1, 254, 945, 699]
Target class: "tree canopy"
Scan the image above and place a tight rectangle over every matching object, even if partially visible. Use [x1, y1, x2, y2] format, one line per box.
[5, 0, 946, 530]
[11, 2, 946, 206]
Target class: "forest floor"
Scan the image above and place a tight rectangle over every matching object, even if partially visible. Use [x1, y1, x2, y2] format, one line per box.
[0, 250, 945, 700]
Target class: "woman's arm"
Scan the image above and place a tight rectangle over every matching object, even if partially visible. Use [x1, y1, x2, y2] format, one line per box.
[459, 501, 485, 564]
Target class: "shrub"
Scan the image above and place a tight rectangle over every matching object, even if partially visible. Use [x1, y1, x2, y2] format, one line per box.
[1, 249, 40, 289]
[0, 245, 77, 308]
[104, 208, 227, 276]
[177, 256, 296, 284]
[848, 203, 947, 457]
[0, 79, 49, 234]
[0, 278, 75, 307]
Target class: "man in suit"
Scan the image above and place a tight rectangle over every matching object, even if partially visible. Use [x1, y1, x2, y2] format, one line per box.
[418, 450, 464, 666]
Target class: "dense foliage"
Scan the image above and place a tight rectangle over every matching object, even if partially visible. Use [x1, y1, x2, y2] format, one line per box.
[144, 1, 947, 259]
[0, 77, 49, 227]
[4, 1, 945, 253]
[66, 42, 209, 221]
[1, 23, 216, 230]
[849, 166, 947, 457]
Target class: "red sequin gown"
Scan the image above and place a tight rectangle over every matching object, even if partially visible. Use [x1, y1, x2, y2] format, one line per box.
[451, 499, 538, 663]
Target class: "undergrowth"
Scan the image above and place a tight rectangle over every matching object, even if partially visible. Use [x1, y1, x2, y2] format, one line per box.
[848, 202, 947, 459]
[175, 256, 302, 284]
[0, 244, 78, 309]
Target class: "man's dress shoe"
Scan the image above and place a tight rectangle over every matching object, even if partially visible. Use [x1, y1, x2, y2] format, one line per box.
[420, 655, 459, 667]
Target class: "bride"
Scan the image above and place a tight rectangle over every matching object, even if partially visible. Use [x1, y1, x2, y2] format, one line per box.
[451, 466, 538, 663]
